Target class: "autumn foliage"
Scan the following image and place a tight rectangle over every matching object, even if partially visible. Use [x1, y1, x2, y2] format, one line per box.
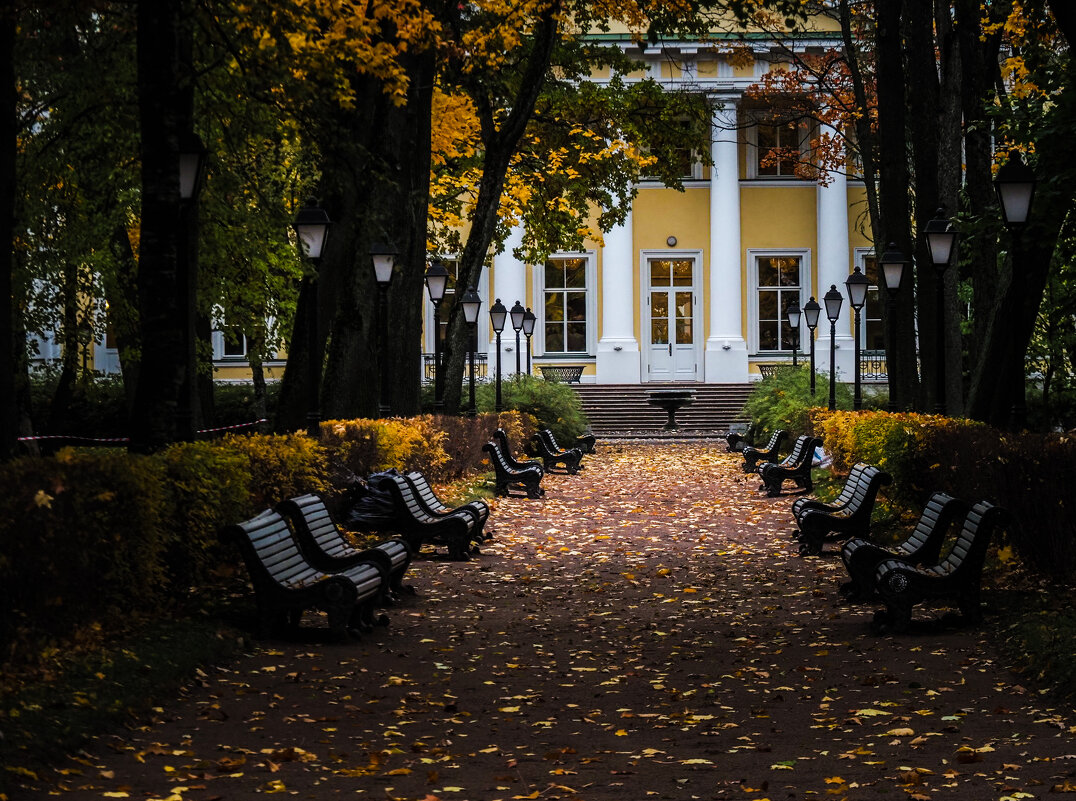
[811, 409, 1076, 579]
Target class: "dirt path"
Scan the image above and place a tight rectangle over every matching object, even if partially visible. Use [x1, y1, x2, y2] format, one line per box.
[15, 443, 1076, 800]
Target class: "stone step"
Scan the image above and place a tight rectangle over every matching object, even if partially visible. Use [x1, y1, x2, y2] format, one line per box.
[571, 383, 754, 436]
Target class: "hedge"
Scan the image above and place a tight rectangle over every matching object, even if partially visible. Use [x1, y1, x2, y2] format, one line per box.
[0, 412, 533, 665]
[811, 410, 1076, 580]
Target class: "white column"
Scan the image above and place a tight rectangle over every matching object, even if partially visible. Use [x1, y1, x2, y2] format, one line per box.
[596, 208, 641, 383]
[705, 99, 749, 383]
[815, 129, 854, 382]
[491, 224, 527, 376]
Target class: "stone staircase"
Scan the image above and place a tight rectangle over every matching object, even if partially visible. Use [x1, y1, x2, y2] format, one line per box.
[571, 383, 755, 438]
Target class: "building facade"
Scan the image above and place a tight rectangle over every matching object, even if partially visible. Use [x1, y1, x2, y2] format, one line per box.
[427, 21, 882, 387]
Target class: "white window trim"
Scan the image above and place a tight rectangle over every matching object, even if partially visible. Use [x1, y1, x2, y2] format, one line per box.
[744, 112, 812, 181]
[747, 248, 812, 355]
[637, 249, 705, 381]
[532, 251, 598, 357]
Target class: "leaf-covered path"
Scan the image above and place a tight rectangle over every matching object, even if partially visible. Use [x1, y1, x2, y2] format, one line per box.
[22, 443, 1076, 800]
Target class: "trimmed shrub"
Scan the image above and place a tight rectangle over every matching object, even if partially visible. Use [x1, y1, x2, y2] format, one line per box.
[742, 366, 852, 442]
[0, 449, 169, 651]
[809, 409, 1076, 581]
[216, 431, 330, 509]
[320, 417, 449, 480]
[155, 440, 253, 590]
[475, 374, 589, 443]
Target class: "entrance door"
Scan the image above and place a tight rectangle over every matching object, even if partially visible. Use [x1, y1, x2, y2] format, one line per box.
[648, 258, 698, 381]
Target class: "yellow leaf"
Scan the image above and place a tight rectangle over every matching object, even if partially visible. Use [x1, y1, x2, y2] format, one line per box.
[386, 768, 412, 776]
[886, 728, 915, 737]
[614, 729, 628, 736]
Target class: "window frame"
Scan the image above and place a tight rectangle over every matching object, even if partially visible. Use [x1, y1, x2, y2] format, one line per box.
[745, 111, 811, 181]
[747, 248, 812, 355]
[533, 251, 598, 357]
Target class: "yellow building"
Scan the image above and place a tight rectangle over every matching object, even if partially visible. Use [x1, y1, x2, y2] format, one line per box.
[426, 22, 882, 387]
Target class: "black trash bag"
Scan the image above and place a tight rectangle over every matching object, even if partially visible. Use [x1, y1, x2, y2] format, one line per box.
[342, 471, 399, 529]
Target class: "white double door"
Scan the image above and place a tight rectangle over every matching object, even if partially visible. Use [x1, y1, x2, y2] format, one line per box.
[646, 257, 700, 382]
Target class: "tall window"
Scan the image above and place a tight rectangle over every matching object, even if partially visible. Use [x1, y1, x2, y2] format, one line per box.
[755, 255, 803, 352]
[222, 329, 247, 358]
[544, 257, 588, 353]
[861, 254, 884, 350]
[753, 118, 802, 178]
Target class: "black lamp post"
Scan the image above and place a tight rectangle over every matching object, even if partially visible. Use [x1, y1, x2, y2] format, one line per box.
[176, 132, 207, 441]
[879, 242, 908, 412]
[993, 149, 1037, 428]
[785, 300, 801, 368]
[371, 242, 397, 417]
[823, 284, 843, 411]
[803, 296, 820, 397]
[425, 260, 450, 411]
[490, 298, 507, 412]
[294, 201, 332, 437]
[510, 300, 525, 375]
[845, 266, 869, 411]
[522, 307, 536, 375]
[924, 208, 957, 415]
[460, 287, 482, 418]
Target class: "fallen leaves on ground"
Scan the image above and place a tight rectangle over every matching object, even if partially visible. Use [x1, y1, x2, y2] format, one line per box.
[11, 443, 1076, 800]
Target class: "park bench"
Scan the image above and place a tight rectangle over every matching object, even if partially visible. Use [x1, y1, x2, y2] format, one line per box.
[791, 461, 874, 525]
[575, 432, 597, 454]
[493, 428, 545, 476]
[838, 492, 968, 601]
[757, 434, 822, 497]
[724, 432, 747, 453]
[277, 493, 415, 600]
[793, 463, 892, 556]
[741, 428, 788, 473]
[532, 428, 584, 474]
[539, 365, 584, 383]
[483, 437, 545, 498]
[871, 500, 1010, 633]
[221, 508, 389, 639]
[404, 470, 491, 540]
[368, 472, 479, 560]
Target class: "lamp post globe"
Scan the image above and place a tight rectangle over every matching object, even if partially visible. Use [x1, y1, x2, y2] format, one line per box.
[993, 151, 1038, 428]
[803, 296, 821, 397]
[823, 284, 843, 411]
[993, 149, 1036, 228]
[845, 266, 869, 411]
[489, 299, 507, 412]
[785, 300, 801, 368]
[522, 307, 536, 375]
[923, 209, 956, 415]
[460, 287, 482, 418]
[510, 300, 525, 375]
[293, 201, 332, 438]
[371, 242, 397, 417]
[878, 242, 908, 411]
[425, 260, 450, 411]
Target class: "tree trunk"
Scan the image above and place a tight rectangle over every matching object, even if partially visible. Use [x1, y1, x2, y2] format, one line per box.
[0, 5, 16, 459]
[106, 222, 141, 413]
[904, 0, 944, 413]
[956, 0, 1002, 415]
[48, 260, 82, 432]
[875, 0, 918, 409]
[441, 3, 561, 413]
[129, 0, 184, 452]
[275, 276, 315, 432]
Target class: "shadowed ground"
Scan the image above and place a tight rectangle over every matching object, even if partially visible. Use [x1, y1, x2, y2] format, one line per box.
[13, 442, 1076, 800]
